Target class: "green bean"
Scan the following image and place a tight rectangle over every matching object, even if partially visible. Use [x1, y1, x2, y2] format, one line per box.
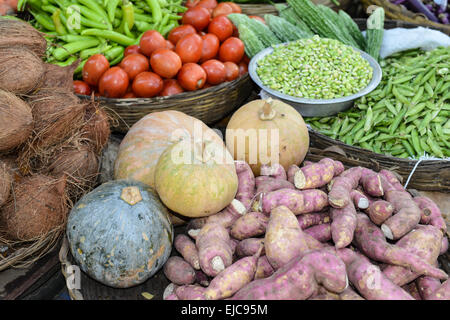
[358, 131, 379, 143]
[427, 134, 444, 158]
[52, 9, 66, 35]
[104, 46, 125, 62]
[53, 38, 100, 60]
[81, 29, 135, 46]
[410, 129, 422, 156]
[29, 10, 56, 31]
[363, 106, 373, 132]
[389, 108, 407, 135]
[107, 0, 121, 23]
[401, 140, 415, 157]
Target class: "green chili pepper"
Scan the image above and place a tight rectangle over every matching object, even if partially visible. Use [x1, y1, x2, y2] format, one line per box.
[105, 46, 125, 61]
[53, 38, 100, 60]
[108, 0, 121, 23]
[118, 0, 135, 33]
[77, 0, 110, 23]
[29, 10, 56, 31]
[146, 0, 162, 22]
[81, 29, 135, 46]
[52, 9, 67, 35]
[53, 55, 78, 66]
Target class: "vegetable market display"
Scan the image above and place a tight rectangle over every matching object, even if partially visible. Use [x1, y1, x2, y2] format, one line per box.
[306, 46, 450, 159]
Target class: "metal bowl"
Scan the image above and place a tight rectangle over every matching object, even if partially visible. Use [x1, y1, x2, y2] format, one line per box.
[248, 43, 383, 117]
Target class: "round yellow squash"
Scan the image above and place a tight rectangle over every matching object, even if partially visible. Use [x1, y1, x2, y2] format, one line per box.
[154, 139, 238, 218]
[225, 98, 310, 176]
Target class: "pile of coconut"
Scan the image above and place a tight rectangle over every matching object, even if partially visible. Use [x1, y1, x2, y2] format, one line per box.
[0, 19, 110, 269]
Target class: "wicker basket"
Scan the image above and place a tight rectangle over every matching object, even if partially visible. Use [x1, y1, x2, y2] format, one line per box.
[305, 19, 450, 192]
[78, 74, 254, 134]
[359, 0, 450, 33]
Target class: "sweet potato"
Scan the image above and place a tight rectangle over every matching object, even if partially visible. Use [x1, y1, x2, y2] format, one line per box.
[294, 158, 344, 190]
[163, 283, 178, 300]
[350, 189, 370, 209]
[335, 248, 414, 300]
[259, 163, 287, 180]
[416, 276, 443, 300]
[236, 238, 265, 257]
[441, 237, 448, 255]
[230, 249, 348, 300]
[264, 205, 310, 270]
[254, 177, 295, 196]
[367, 200, 394, 225]
[234, 160, 256, 210]
[327, 167, 362, 208]
[196, 223, 234, 277]
[206, 199, 247, 228]
[402, 281, 422, 300]
[174, 234, 200, 270]
[297, 212, 331, 230]
[413, 197, 432, 224]
[254, 256, 274, 279]
[330, 201, 357, 249]
[309, 287, 340, 300]
[411, 196, 447, 235]
[382, 225, 443, 286]
[195, 270, 210, 287]
[163, 256, 196, 285]
[204, 246, 262, 300]
[379, 169, 404, 191]
[287, 164, 300, 184]
[175, 284, 207, 300]
[164, 293, 179, 300]
[424, 279, 450, 300]
[360, 168, 384, 197]
[379, 176, 422, 240]
[230, 211, 268, 240]
[259, 188, 328, 215]
[304, 223, 332, 243]
[338, 287, 365, 300]
[353, 213, 447, 280]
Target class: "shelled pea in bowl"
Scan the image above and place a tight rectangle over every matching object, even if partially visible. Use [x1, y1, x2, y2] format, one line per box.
[248, 35, 382, 117]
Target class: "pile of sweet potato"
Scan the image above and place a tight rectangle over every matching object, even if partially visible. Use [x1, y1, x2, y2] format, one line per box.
[162, 158, 449, 300]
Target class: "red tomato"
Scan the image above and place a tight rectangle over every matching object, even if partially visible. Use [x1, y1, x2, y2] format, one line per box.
[223, 61, 239, 81]
[201, 59, 226, 85]
[82, 54, 110, 86]
[98, 67, 129, 98]
[185, 0, 199, 8]
[226, 2, 242, 13]
[132, 71, 163, 97]
[197, 0, 217, 9]
[200, 33, 220, 63]
[166, 40, 175, 50]
[168, 25, 197, 46]
[124, 45, 141, 56]
[150, 49, 182, 79]
[238, 61, 248, 76]
[248, 15, 265, 24]
[119, 53, 150, 80]
[242, 54, 250, 64]
[139, 30, 166, 57]
[177, 63, 207, 91]
[123, 91, 137, 98]
[73, 80, 91, 95]
[218, 37, 244, 63]
[212, 2, 233, 17]
[207, 15, 233, 42]
[181, 6, 211, 31]
[160, 79, 184, 96]
[175, 33, 203, 64]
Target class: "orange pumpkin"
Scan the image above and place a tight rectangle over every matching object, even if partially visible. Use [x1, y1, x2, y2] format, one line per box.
[225, 98, 310, 176]
[154, 138, 238, 218]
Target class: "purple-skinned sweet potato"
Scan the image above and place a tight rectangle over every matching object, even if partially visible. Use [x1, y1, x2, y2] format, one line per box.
[234, 160, 256, 210]
[350, 189, 370, 209]
[230, 211, 269, 240]
[330, 201, 357, 249]
[360, 168, 384, 197]
[195, 269, 210, 287]
[230, 249, 348, 300]
[379, 169, 404, 191]
[236, 238, 265, 257]
[304, 223, 332, 243]
[402, 281, 422, 300]
[163, 256, 196, 285]
[264, 205, 311, 270]
[259, 188, 328, 215]
[327, 167, 363, 208]
[416, 276, 443, 300]
[163, 283, 179, 300]
[411, 196, 447, 235]
[287, 164, 300, 184]
[353, 213, 447, 280]
[367, 200, 394, 225]
[294, 158, 342, 190]
[334, 248, 414, 300]
[205, 199, 247, 228]
[413, 197, 433, 224]
[338, 287, 365, 300]
[254, 177, 295, 197]
[196, 223, 234, 277]
[297, 212, 331, 230]
[382, 225, 443, 286]
[175, 284, 207, 300]
[424, 279, 450, 300]
[254, 255, 274, 279]
[379, 175, 422, 240]
[441, 237, 448, 255]
[174, 234, 200, 270]
[204, 246, 262, 300]
[259, 163, 287, 180]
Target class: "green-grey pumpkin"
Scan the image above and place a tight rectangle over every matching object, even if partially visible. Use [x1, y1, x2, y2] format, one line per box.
[66, 179, 173, 288]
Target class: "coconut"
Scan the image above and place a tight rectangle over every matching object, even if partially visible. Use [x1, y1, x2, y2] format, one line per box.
[47, 143, 99, 199]
[1, 174, 68, 241]
[81, 103, 111, 154]
[0, 89, 33, 152]
[0, 46, 45, 94]
[0, 160, 11, 207]
[41, 61, 80, 91]
[0, 19, 47, 57]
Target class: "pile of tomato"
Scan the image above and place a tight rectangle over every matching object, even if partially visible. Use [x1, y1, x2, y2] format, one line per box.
[73, 0, 251, 99]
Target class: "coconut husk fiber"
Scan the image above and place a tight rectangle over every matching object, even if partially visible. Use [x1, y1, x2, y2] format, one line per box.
[40, 60, 80, 92]
[0, 46, 45, 95]
[0, 19, 47, 57]
[0, 174, 69, 241]
[0, 89, 33, 153]
[0, 160, 11, 207]
[81, 102, 111, 154]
